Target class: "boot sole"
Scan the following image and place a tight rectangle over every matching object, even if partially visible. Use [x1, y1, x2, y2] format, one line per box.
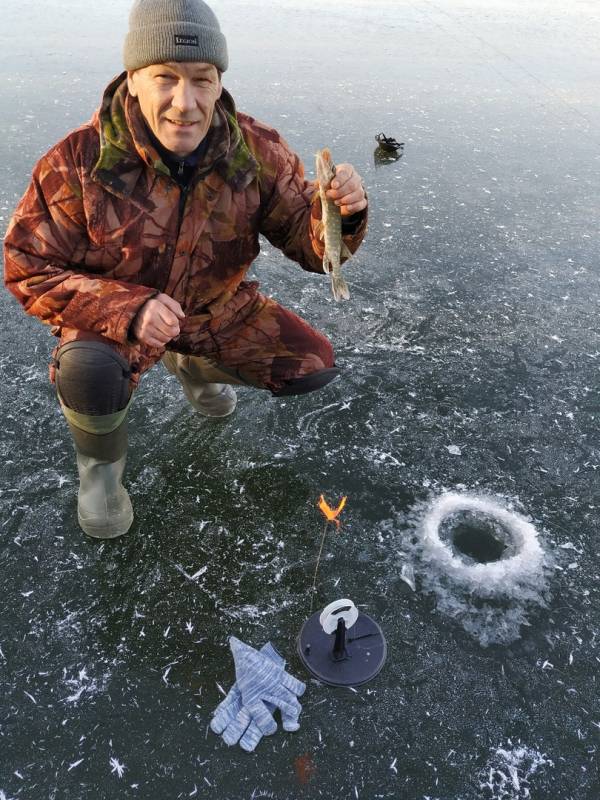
[193, 393, 238, 417]
[78, 509, 134, 539]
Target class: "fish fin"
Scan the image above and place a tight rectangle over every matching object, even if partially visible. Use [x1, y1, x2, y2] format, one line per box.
[330, 271, 351, 302]
[314, 219, 324, 240]
[322, 255, 332, 275]
[341, 241, 353, 259]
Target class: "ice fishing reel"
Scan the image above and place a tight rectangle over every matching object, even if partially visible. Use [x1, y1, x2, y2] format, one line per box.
[297, 598, 387, 687]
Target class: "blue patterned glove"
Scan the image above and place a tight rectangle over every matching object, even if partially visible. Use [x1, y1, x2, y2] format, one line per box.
[210, 642, 283, 752]
[230, 637, 306, 736]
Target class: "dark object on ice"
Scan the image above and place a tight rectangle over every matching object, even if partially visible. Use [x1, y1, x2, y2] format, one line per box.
[374, 133, 404, 167]
[297, 599, 387, 687]
[375, 132, 404, 153]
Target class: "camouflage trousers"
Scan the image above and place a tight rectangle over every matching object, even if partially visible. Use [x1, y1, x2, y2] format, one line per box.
[49, 289, 336, 408]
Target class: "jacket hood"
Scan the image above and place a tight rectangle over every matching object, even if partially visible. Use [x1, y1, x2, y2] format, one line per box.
[91, 72, 258, 202]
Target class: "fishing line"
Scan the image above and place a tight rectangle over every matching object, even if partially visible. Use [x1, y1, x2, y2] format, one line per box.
[309, 519, 331, 613]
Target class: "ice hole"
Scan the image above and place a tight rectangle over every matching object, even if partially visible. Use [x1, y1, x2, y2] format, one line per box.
[439, 511, 512, 564]
[399, 492, 554, 646]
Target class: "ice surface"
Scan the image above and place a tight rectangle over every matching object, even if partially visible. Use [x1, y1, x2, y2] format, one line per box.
[2, 0, 600, 797]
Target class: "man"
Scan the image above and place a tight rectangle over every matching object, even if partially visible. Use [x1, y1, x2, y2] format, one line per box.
[3, 0, 368, 540]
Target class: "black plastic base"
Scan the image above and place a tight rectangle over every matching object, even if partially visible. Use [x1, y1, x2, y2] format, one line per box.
[297, 610, 387, 687]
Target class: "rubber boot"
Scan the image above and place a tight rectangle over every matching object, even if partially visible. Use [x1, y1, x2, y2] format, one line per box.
[162, 351, 238, 417]
[66, 413, 134, 539]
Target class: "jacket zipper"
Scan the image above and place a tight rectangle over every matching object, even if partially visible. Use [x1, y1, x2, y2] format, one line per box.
[175, 162, 213, 237]
[177, 184, 189, 235]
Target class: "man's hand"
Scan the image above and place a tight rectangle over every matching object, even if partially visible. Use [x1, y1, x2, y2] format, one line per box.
[325, 163, 367, 216]
[131, 293, 185, 348]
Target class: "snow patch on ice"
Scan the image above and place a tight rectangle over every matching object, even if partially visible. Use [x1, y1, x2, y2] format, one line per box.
[110, 757, 126, 778]
[62, 665, 109, 705]
[479, 742, 553, 799]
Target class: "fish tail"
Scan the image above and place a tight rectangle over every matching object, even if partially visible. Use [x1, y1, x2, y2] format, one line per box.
[330, 269, 350, 302]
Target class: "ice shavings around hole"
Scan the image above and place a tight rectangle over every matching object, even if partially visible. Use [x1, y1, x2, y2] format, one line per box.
[479, 742, 553, 799]
[446, 444, 462, 455]
[395, 492, 554, 646]
[400, 563, 416, 591]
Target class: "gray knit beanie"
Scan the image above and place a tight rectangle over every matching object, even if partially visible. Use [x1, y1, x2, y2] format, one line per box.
[123, 0, 228, 73]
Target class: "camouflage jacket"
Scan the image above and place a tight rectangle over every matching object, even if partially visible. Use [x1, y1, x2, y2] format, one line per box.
[3, 73, 367, 358]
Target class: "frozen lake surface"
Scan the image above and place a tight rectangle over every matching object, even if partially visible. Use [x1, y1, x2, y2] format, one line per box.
[1, 0, 600, 797]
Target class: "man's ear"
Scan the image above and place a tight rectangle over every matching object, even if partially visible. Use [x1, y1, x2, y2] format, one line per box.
[126, 70, 138, 98]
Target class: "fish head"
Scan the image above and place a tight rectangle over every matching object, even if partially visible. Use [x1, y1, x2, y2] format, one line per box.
[315, 147, 336, 190]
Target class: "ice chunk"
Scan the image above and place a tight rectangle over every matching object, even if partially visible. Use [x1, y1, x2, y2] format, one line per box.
[399, 563, 416, 591]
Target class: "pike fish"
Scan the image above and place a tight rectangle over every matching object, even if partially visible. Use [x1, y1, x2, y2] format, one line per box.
[315, 148, 352, 301]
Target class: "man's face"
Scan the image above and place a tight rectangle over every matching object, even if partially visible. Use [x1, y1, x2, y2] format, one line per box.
[127, 61, 222, 157]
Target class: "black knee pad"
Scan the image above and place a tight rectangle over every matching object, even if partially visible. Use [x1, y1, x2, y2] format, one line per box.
[54, 341, 132, 415]
[271, 367, 341, 397]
